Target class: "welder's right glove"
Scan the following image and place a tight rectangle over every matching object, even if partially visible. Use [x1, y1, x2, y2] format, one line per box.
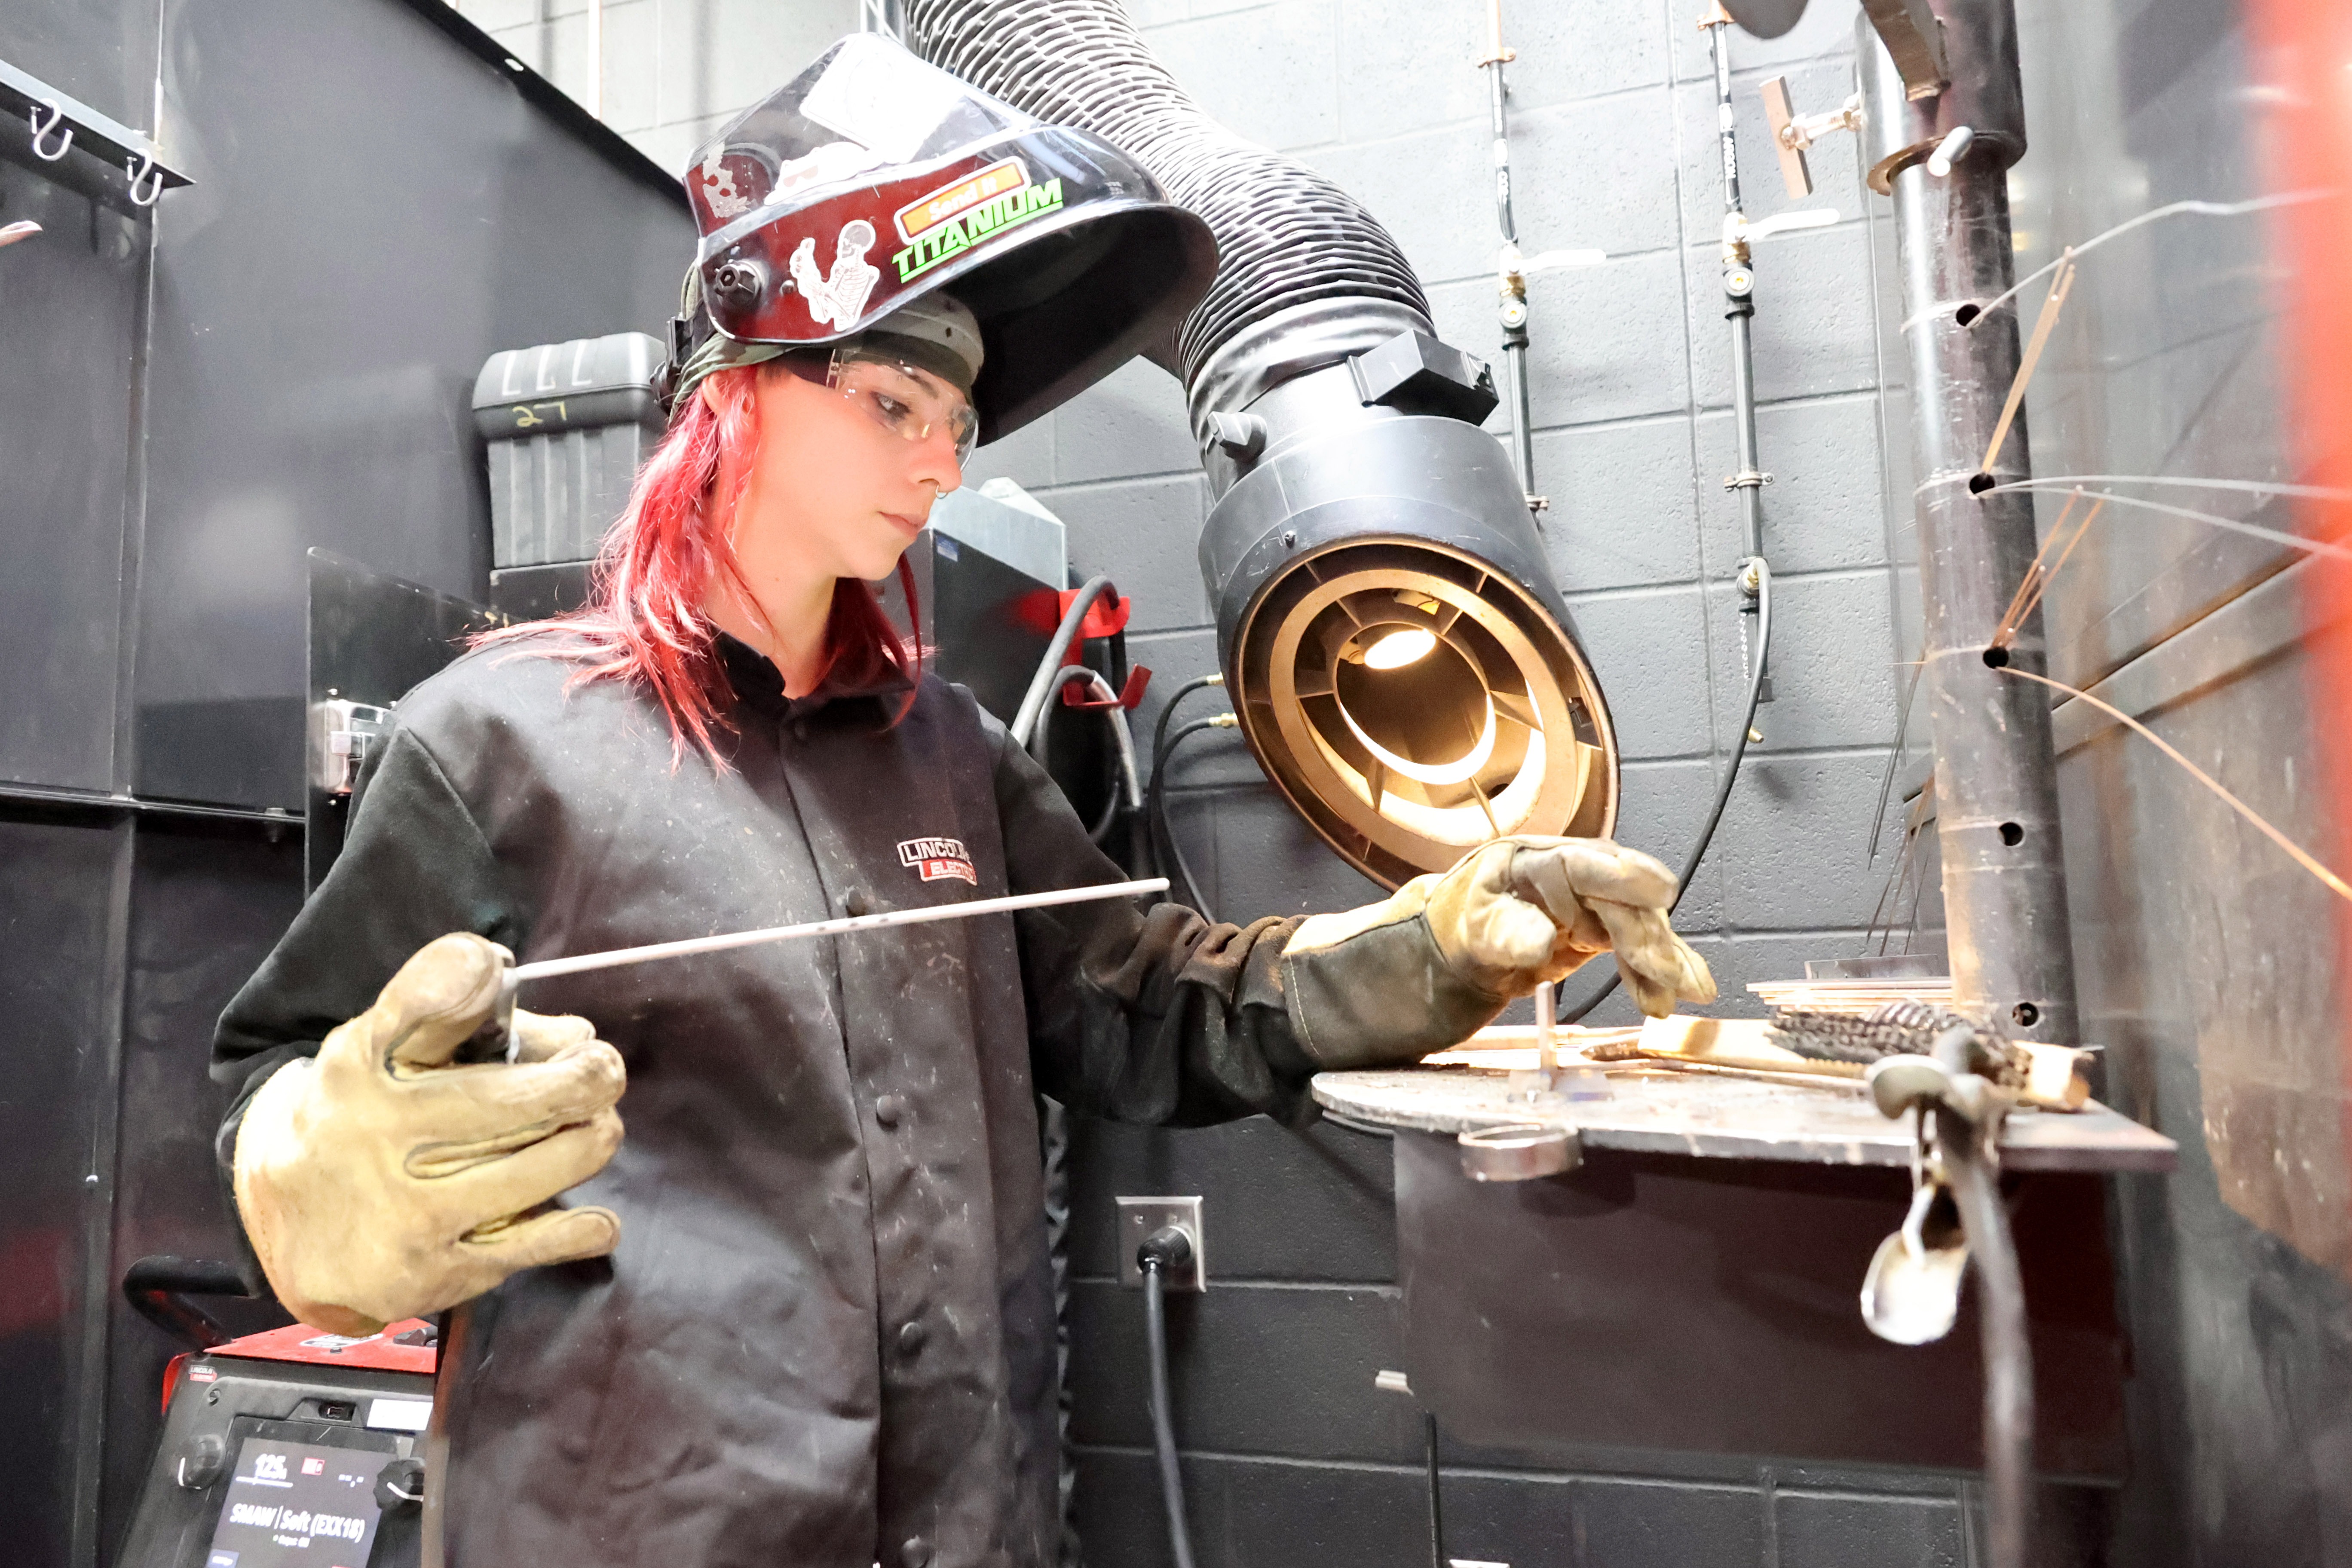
[232, 933, 626, 1337]
[1279, 836, 1715, 1068]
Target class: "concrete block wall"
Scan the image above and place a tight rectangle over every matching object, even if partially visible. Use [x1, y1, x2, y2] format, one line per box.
[453, 0, 862, 172]
[949, 3, 1981, 1564]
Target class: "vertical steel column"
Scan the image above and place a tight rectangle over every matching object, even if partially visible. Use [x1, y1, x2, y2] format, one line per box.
[1861, 0, 2078, 1043]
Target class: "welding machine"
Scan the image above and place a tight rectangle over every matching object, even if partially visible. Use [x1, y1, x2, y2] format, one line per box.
[116, 1259, 436, 1568]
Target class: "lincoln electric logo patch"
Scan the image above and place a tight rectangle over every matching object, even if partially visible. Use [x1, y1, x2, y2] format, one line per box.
[898, 836, 977, 886]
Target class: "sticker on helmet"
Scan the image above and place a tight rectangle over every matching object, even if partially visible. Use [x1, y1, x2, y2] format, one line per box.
[895, 159, 1030, 245]
[791, 220, 882, 330]
[698, 147, 754, 221]
[890, 177, 1067, 284]
[799, 36, 963, 164]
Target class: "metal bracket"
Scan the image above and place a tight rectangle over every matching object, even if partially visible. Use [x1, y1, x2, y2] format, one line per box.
[1759, 79, 1862, 199]
[0, 56, 192, 202]
[309, 698, 394, 796]
[1724, 469, 1773, 491]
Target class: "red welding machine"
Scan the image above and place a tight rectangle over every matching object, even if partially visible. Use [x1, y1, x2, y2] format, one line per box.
[117, 1259, 436, 1568]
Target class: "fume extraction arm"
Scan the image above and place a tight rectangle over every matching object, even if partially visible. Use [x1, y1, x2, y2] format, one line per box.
[904, 0, 1620, 889]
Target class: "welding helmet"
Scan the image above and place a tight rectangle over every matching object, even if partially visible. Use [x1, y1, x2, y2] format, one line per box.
[666, 33, 1217, 444]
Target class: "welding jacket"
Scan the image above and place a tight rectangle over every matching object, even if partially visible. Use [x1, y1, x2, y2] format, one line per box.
[211, 631, 1503, 1568]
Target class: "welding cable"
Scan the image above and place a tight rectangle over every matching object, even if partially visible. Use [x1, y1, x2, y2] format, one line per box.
[1137, 1228, 1199, 1568]
[1148, 718, 1228, 921]
[1011, 575, 1118, 749]
[1941, 1108, 2034, 1568]
[1563, 558, 1773, 1024]
[1029, 665, 1143, 845]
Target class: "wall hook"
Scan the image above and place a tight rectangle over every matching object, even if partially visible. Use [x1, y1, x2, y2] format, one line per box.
[28, 98, 71, 161]
[126, 153, 165, 208]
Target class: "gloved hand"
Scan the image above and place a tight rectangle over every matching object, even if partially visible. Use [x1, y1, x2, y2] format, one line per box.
[1422, 836, 1717, 1017]
[1280, 836, 1715, 1070]
[232, 933, 626, 1336]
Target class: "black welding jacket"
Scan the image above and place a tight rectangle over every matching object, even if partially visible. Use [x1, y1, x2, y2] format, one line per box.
[212, 632, 1503, 1568]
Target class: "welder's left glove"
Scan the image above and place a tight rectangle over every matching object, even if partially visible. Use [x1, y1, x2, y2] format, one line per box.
[1278, 836, 1715, 1068]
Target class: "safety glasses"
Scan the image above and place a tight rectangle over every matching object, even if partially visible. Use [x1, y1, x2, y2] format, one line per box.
[815, 346, 978, 466]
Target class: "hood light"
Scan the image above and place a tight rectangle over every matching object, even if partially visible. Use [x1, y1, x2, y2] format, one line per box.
[1362, 627, 1438, 670]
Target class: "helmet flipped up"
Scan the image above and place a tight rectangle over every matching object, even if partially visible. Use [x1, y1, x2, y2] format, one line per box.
[678, 34, 1218, 444]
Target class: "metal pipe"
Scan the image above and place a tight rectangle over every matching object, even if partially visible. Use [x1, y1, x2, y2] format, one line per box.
[1481, 0, 1537, 502]
[1703, 12, 1772, 701]
[1861, 0, 2077, 1044]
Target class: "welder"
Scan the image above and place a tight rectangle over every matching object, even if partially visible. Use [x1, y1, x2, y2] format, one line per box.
[211, 37, 1713, 1568]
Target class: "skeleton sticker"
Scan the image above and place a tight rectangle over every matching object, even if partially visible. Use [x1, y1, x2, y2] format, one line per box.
[790, 219, 882, 330]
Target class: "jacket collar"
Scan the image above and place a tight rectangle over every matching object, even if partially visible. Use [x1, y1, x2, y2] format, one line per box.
[714, 631, 916, 723]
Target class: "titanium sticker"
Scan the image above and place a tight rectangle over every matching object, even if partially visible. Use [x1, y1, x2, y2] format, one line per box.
[791, 219, 882, 330]
[895, 158, 1030, 244]
[891, 178, 1066, 283]
[897, 836, 978, 886]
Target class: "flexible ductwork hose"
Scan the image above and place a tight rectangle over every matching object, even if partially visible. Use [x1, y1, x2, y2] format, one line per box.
[901, 0, 1430, 392]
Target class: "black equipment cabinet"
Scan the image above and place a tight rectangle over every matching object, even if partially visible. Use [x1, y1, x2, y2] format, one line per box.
[0, 3, 692, 1565]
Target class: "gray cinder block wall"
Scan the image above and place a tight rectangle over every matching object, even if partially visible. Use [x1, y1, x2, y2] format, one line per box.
[462, 0, 863, 172]
[954, 2, 1983, 1563]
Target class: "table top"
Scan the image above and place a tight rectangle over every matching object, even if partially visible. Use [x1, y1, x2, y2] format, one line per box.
[1312, 1062, 2179, 1173]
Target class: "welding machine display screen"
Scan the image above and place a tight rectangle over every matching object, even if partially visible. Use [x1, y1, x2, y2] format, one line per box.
[203, 1435, 384, 1568]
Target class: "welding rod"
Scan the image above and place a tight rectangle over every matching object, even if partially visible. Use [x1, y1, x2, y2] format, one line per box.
[505, 876, 1170, 991]
[487, 876, 1170, 1062]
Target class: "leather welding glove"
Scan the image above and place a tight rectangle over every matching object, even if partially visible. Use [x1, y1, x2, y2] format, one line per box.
[232, 932, 626, 1337]
[1280, 837, 1715, 1068]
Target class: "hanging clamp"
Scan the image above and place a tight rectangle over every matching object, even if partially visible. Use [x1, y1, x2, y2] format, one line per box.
[1758, 80, 1862, 199]
[1062, 666, 1152, 713]
[1724, 469, 1773, 492]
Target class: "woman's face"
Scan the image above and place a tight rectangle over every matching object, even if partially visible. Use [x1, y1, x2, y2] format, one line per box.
[725, 353, 969, 586]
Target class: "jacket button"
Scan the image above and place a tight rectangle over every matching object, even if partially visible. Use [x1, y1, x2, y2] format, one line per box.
[844, 888, 870, 917]
[874, 1094, 905, 1128]
[902, 1536, 931, 1567]
[897, 1319, 927, 1357]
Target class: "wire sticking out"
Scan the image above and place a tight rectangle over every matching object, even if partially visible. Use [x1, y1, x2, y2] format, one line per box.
[1979, 479, 2352, 563]
[1988, 488, 2103, 656]
[1962, 191, 2337, 328]
[2000, 666, 2352, 903]
[1974, 251, 2075, 488]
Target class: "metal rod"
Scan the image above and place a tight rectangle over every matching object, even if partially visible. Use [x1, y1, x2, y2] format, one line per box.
[507, 877, 1169, 989]
[1861, 0, 2078, 1046]
[1706, 12, 1773, 702]
[1480, 0, 1539, 505]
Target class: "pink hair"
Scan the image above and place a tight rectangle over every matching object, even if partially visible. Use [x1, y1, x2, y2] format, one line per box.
[477, 364, 923, 760]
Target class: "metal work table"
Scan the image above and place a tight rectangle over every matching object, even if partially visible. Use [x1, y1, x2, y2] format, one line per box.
[1315, 1058, 2176, 1477]
[1312, 1063, 2178, 1172]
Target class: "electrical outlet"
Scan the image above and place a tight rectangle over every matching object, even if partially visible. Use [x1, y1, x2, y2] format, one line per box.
[1116, 1196, 1205, 1292]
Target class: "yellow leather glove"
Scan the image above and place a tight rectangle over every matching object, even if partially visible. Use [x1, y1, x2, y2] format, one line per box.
[1442, 835, 1716, 1016]
[232, 933, 626, 1336]
[1289, 836, 1715, 1025]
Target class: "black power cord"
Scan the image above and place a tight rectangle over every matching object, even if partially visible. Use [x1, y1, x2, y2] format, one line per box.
[1564, 559, 1774, 1023]
[1136, 1226, 1199, 1568]
[1148, 719, 1225, 920]
[1146, 677, 1227, 916]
